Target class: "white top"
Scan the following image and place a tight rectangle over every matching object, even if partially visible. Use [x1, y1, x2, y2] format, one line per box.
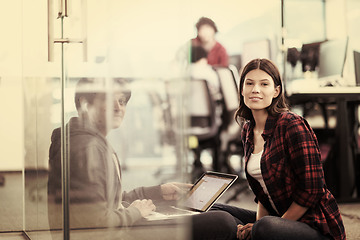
[247, 149, 279, 214]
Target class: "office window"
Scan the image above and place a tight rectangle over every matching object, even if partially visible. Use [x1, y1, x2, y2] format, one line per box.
[347, 0, 360, 44]
[284, 0, 326, 44]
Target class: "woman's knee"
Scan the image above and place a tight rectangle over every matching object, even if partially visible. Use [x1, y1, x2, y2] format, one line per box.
[251, 216, 280, 240]
[213, 211, 237, 231]
[199, 211, 236, 230]
[192, 211, 237, 240]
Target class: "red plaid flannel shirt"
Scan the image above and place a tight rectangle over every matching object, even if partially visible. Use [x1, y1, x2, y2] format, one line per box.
[242, 112, 346, 240]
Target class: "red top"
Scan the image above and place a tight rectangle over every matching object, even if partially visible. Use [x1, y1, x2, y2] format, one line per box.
[242, 112, 346, 240]
[192, 37, 229, 67]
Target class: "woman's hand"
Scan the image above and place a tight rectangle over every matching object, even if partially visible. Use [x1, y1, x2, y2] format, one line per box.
[237, 223, 253, 240]
[160, 182, 192, 200]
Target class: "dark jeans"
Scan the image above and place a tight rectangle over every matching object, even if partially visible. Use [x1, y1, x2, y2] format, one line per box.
[129, 209, 237, 240]
[191, 210, 237, 240]
[211, 203, 331, 240]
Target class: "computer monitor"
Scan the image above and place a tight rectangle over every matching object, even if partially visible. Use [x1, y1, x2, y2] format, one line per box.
[354, 50, 360, 86]
[317, 38, 348, 79]
[300, 41, 323, 72]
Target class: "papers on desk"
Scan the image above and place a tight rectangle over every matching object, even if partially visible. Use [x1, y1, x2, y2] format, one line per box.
[286, 78, 318, 95]
[287, 78, 360, 95]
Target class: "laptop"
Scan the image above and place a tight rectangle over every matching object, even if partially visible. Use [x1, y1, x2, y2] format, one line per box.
[145, 171, 238, 221]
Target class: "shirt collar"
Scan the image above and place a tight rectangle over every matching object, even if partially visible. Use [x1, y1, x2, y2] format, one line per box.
[245, 120, 254, 144]
[246, 114, 280, 142]
[262, 114, 279, 140]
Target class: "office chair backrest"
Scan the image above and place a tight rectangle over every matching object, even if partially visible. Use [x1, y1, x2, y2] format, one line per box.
[215, 67, 239, 112]
[214, 67, 239, 127]
[229, 64, 240, 87]
[164, 79, 217, 138]
[189, 79, 214, 116]
[188, 79, 217, 131]
[214, 67, 242, 152]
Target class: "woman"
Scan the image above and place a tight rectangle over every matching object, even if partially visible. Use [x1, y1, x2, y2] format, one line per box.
[216, 58, 346, 240]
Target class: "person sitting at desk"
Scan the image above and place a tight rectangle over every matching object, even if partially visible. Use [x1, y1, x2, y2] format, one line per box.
[47, 78, 238, 240]
[212, 58, 346, 240]
[189, 44, 221, 101]
[191, 17, 229, 67]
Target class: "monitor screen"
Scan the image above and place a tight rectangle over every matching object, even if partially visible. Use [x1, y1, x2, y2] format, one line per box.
[300, 41, 323, 72]
[318, 38, 348, 79]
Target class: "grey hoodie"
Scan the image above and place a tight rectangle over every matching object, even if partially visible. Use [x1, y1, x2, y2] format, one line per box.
[47, 117, 162, 229]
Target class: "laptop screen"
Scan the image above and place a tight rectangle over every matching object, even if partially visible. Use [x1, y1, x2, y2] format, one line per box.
[180, 172, 238, 212]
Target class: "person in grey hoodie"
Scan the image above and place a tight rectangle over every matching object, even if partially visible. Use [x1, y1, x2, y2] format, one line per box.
[47, 78, 237, 240]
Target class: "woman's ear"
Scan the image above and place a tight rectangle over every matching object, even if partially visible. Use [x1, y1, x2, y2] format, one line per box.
[273, 85, 281, 98]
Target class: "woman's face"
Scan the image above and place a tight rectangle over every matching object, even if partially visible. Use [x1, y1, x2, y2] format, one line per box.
[241, 69, 280, 112]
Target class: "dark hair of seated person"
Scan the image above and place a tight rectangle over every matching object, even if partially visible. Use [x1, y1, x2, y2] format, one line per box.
[195, 17, 218, 33]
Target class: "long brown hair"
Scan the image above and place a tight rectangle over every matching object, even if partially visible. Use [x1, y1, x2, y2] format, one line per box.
[234, 58, 289, 125]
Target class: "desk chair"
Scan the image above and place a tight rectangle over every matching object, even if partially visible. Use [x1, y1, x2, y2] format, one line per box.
[161, 79, 220, 182]
[213, 67, 242, 171]
[186, 79, 220, 181]
[214, 66, 249, 202]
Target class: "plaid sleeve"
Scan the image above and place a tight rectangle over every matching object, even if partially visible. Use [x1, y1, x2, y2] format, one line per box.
[285, 116, 325, 208]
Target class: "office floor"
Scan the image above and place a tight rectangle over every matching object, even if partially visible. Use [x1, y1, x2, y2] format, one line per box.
[1, 166, 360, 240]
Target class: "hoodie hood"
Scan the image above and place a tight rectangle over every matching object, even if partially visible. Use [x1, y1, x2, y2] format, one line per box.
[51, 117, 107, 144]
[49, 117, 108, 161]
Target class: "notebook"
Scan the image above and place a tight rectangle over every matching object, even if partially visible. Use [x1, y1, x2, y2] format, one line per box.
[145, 171, 238, 221]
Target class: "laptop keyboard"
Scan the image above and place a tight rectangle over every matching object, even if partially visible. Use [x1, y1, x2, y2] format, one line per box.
[156, 205, 192, 215]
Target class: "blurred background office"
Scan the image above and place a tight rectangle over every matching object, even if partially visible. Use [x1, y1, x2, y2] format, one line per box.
[0, 0, 360, 239]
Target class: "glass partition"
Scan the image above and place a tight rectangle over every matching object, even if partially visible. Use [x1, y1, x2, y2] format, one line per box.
[23, 0, 191, 239]
[2, 0, 360, 238]
[0, 1, 24, 234]
[22, 0, 63, 238]
[0, 0, 284, 239]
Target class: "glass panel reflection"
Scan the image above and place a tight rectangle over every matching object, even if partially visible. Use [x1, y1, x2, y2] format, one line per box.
[18, 0, 283, 239]
[46, 77, 190, 239]
[22, 77, 62, 240]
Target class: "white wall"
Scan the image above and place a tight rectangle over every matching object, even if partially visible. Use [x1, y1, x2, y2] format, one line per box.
[0, 78, 24, 171]
[326, 0, 347, 39]
[0, 1, 24, 171]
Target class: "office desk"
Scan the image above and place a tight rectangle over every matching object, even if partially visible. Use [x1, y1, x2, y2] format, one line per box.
[287, 86, 360, 202]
